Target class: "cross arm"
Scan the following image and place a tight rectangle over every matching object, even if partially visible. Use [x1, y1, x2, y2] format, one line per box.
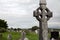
[46, 12, 53, 20]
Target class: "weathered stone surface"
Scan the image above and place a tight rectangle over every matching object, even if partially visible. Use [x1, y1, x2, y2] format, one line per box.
[24, 37, 29, 40]
[33, 0, 52, 40]
[40, 0, 46, 4]
[21, 31, 26, 40]
[7, 34, 12, 40]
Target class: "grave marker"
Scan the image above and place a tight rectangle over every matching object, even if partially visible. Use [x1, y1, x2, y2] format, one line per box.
[33, 0, 53, 40]
[7, 34, 12, 40]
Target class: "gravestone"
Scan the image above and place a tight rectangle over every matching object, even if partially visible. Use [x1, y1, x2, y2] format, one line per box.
[33, 0, 52, 40]
[50, 31, 59, 40]
[24, 37, 29, 40]
[51, 38, 55, 40]
[7, 34, 12, 40]
[21, 31, 26, 40]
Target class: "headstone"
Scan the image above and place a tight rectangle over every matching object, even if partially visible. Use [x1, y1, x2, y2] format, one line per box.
[35, 29, 39, 34]
[35, 30, 38, 34]
[50, 31, 59, 40]
[7, 34, 12, 40]
[51, 38, 55, 40]
[33, 0, 52, 40]
[21, 31, 26, 40]
[24, 37, 29, 40]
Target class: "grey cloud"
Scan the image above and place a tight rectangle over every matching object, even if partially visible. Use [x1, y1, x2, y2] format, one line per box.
[0, 0, 60, 28]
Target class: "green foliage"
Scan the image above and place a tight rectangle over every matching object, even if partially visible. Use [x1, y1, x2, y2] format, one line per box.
[14, 28, 17, 31]
[0, 28, 6, 33]
[2, 32, 21, 40]
[31, 26, 38, 31]
[17, 28, 21, 31]
[0, 19, 8, 29]
[10, 32, 21, 40]
[26, 32, 38, 40]
[25, 30, 30, 35]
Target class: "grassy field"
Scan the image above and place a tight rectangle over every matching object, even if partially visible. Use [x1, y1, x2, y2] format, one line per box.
[26, 32, 39, 40]
[0, 31, 39, 40]
[0, 32, 21, 40]
[26, 31, 51, 40]
[0, 31, 51, 40]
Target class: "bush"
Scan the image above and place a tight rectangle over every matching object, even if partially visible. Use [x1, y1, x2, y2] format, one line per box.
[0, 28, 6, 33]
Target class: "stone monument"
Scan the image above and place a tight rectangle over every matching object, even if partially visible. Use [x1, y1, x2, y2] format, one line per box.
[33, 0, 52, 40]
[7, 34, 12, 40]
[21, 31, 26, 40]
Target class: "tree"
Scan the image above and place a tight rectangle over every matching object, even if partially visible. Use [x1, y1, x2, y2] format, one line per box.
[0, 19, 8, 29]
[31, 26, 39, 31]
[14, 28, 17, 31]
[17, 28, 21, 31]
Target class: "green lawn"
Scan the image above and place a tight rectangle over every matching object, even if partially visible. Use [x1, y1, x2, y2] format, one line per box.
[26, 31, 51, 40]
[0, 31, 51, 40]
[26, 32, 39, 40]
[1, 32, 21, 40]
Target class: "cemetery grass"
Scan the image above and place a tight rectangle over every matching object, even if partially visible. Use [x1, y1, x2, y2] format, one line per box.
[26, 32, 39, 40]
[1, 32, 21, 40]
[26, 31, 51, 40]
[1, 31, 51, 40]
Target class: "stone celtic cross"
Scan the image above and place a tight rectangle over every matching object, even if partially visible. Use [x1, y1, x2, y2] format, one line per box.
[33, 0, 53, 40]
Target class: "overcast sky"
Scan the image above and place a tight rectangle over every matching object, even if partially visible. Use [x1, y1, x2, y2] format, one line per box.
[0, 0, 60, 29]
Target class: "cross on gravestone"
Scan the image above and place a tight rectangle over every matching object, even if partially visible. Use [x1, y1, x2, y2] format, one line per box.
[33, 0, 53, 40]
